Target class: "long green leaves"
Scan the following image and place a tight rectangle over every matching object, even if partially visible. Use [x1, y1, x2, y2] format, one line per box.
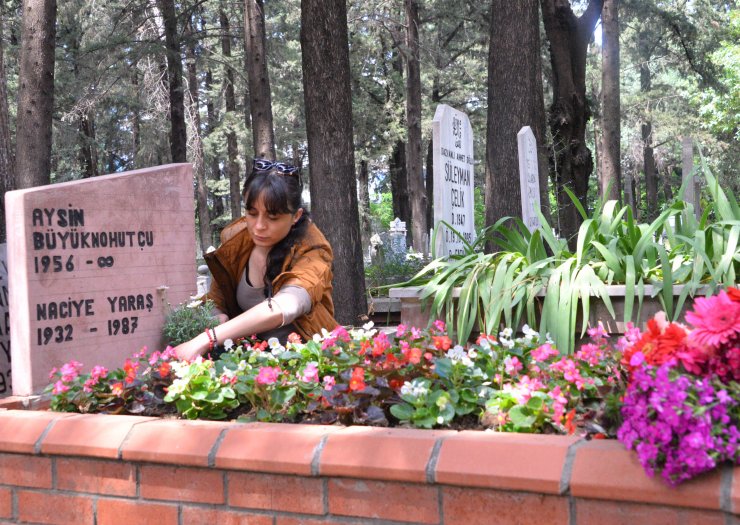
[390, 155, 738, 353]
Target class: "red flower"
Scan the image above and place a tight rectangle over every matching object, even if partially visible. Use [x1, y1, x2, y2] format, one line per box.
[348, 367, 366, 392]
[727, 287, 740, 303]
[433, 335, 452, 351]
[408, 347, 423, 365]
[621, 314, 689, 373]
[287, 332, 302, 344]
[158, 361, 171, 377]
[111, 382, 124, 396]
[564, 409, 576, 435]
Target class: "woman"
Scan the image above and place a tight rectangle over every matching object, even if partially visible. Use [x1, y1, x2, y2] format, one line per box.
[175, 158, 338, 361]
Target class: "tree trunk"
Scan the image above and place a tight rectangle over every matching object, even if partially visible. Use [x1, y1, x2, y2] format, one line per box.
[301, 0, 367, 324]
[0, 17, 16, 242]
[220, 5, 242, 220]
[390, 141, 410, 225]
[205, 67, 225, 234]
[132, 66, 141, 167]
[663, 166, 674, 204]
[599, 0, 621, 203]
[244, 0, 275, 159]
[639, 30, 658, 221]
[387, 48, 410, 228]
[157, 0, 187, 163]
[541, 0, 603, 245]
[186, 17, 213, 253]
[16, 0, 57, 190]
[404, 0, 427, 252]
[358, 159, 371, 250]
[78, 111, 98, 178]
[486, 0, 549, 235]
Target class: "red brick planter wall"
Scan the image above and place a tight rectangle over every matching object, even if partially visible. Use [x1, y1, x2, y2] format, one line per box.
[0, 406, 737, 525]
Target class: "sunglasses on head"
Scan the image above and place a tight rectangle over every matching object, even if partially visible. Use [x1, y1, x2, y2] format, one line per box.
[253, 158, 300, 176]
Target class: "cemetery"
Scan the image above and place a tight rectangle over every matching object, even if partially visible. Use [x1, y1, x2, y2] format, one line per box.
[0, 1, 738, 523]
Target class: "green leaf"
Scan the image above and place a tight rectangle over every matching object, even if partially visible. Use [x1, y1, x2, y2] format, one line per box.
[390, 403, 414, 421]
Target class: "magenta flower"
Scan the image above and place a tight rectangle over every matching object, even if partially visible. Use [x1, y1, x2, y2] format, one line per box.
[504, 356, 522, 376]
[433, 320, 446, 332]
[322, 375, 336, 391]
[300, 362, 319, 383]
[685, 290, 740, 348]
[396, 324, 408, 337]
[90, 365, 108, 380]
[531, 343, 558, 362]
[52, 380, 70, 395]
[255, 366, 281, 385]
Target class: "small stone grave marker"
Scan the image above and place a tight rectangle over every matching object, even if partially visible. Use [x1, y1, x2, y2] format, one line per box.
[432, 104, 476, 256]
[388, 217, 407, 263]
[517, 126, 542, 232]
[5, 164, 196, 395]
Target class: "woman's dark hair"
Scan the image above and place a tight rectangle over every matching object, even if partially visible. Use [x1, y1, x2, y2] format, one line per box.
[242, 168, 310, 298]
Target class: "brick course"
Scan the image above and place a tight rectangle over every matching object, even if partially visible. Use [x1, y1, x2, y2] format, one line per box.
[0, 409, 735, 524]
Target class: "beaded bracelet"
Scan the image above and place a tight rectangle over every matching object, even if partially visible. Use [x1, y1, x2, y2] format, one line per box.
[205, 328, 215, 352]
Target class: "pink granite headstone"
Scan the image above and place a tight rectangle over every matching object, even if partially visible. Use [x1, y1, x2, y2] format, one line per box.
[5, 164, 196, 396]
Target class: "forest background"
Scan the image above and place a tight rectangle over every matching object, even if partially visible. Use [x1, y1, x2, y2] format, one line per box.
[0, 0, 737, 325]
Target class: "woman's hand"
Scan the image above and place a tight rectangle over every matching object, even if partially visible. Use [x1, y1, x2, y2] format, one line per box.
[174, 333, 209, 361]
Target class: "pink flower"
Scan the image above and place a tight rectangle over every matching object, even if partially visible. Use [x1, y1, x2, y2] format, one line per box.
[322, 375, 336, 391]
[411, 327, 422, 339]
[331, 325, 351, 343]
[48, 367, 58, 380]
[372, 332, 391, 356]
[148, 352, 161, 366]
[396, 324, 408, 337]
[90, 365, 108, 380]
[52, 380, 70, 395]
[59, 361, 82, 382]
[300, 363, 319, 383]
[686, 290, 740, 349]
[256, 366, 281, 385]
[162, 346, 178, 360]
[531, 343, 559, 362]
[587, 322, 608, 340]
[433, 320, 446, 333]
[504, 356, 522, 376]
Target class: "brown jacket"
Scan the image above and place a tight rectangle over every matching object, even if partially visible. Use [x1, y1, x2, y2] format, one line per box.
[204, 217, 338, 341]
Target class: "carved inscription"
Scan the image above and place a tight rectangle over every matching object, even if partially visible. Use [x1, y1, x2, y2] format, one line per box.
[28, 205, 158, 347]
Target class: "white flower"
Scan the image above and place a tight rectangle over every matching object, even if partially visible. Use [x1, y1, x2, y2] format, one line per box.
[268, 337, 281, 349]
[467, 348, 478, 359]
[400, 379, 429, 398]
[545, 332, 554, 344]
[237, 360, 248, 371]
[363, 321, 375, 331]
[223, 339, 234, 350]
[436, 416, 444, 425]
[312, 333, 322, 343]
[186, 299, 202, 308]
[500, 327, 513, 338]
[167, 378, 187, 395]
[446, 345, 467, 361]
[501, 338, 515, 349]
[522, 324, 539, 340]
[478, 338, 491, 350]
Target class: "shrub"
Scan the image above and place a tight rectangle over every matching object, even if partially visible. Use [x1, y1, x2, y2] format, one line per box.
[162, 299, 219, 346]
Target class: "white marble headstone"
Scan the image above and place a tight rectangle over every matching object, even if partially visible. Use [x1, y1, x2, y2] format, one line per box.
[517, 126, 542, 232]
[432, 104, 476, 256]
